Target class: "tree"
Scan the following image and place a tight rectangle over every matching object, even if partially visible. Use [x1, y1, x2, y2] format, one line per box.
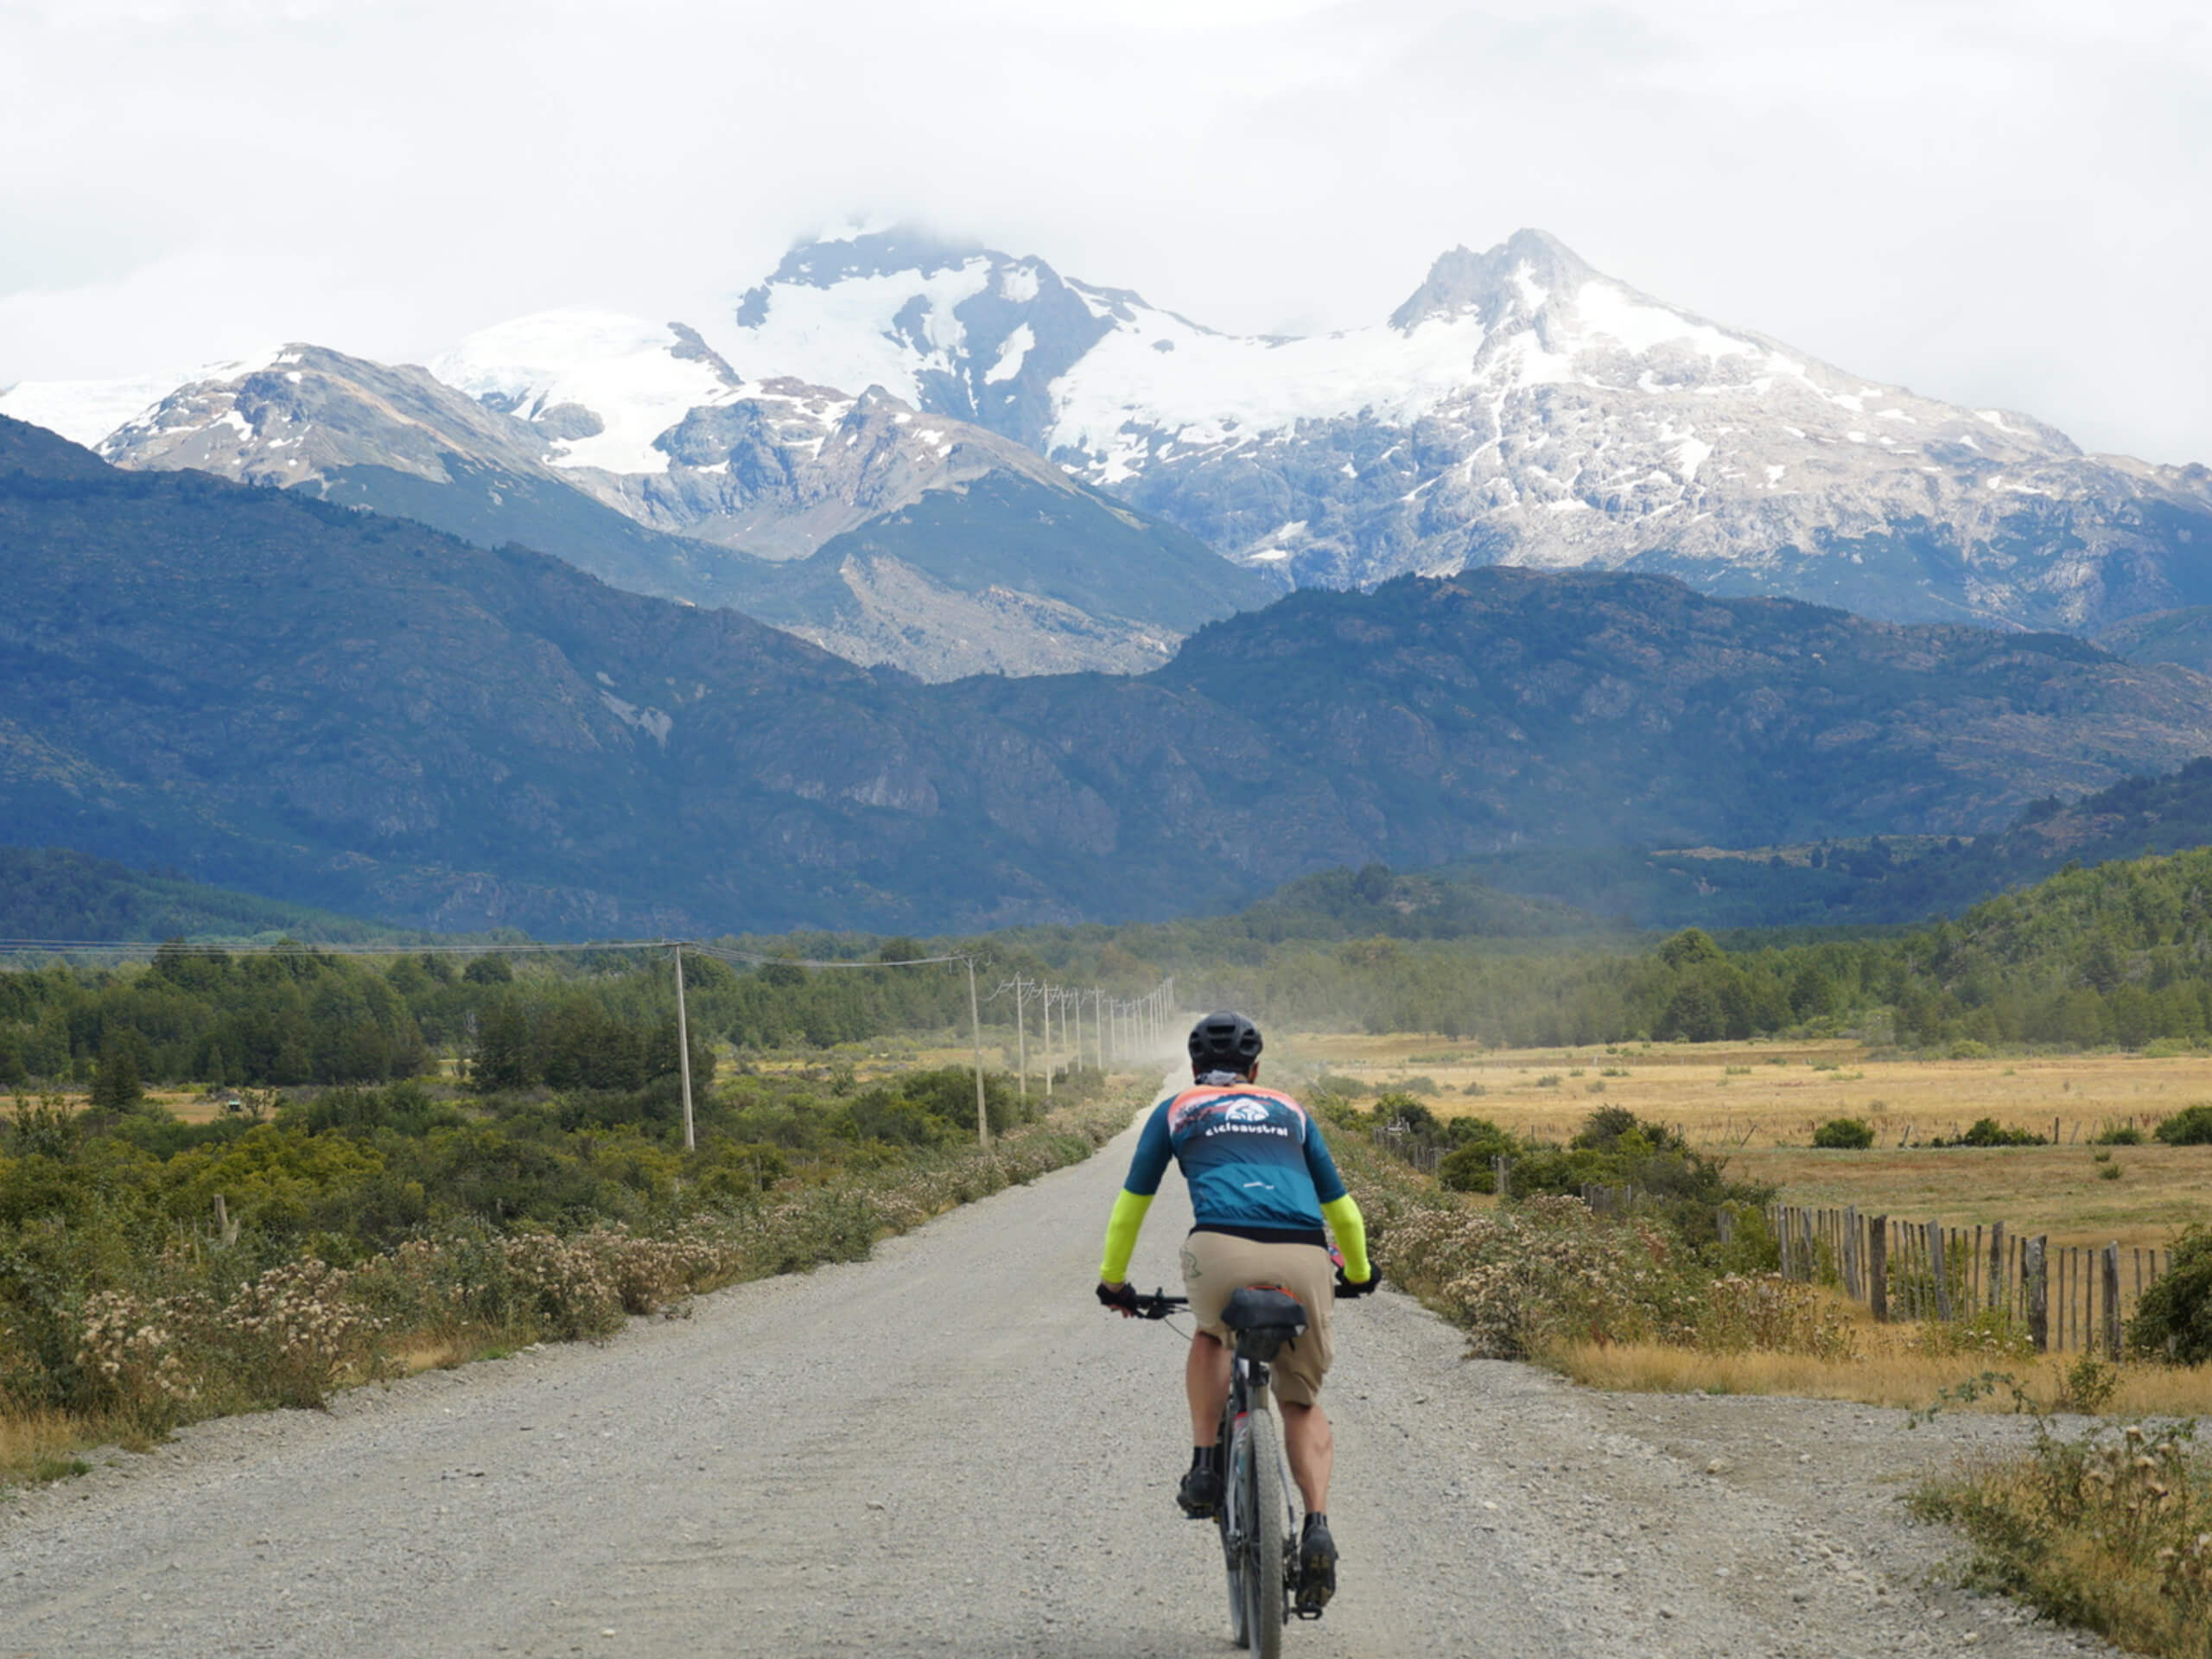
[90, 1035, 143, 1113]
[1657, 928, 1724, 969]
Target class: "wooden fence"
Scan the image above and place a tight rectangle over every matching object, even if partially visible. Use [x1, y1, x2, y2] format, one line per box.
[1766, 1203, 2174, 1356]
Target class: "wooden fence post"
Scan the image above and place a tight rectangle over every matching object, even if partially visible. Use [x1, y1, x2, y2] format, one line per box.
[2026, 1236, 2049, 1351]
[1927, 1222, 1952, 1322]
[1842, 1206, 1859, 1300]
[2103, 1243, 2124, 1359]
[1869, 1215, 1888, 1322]
[1988, 1222, 2005, 1323]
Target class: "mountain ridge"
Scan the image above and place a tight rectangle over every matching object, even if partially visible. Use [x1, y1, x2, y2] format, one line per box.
[10, 413, 2212, 935]
[8, 340, 1267, 681]
[14, 226, 2211, 650]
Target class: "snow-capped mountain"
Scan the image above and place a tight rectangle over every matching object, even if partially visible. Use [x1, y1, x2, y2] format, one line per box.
[3, 321, 1266, 679]
[16, 225, 2212, 645]
[727, 229, 2212, 631]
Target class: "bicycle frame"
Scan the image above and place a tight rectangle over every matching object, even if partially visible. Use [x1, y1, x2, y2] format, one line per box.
[1217, 1338, 1299, 1654]
[1120, 1287, 1305, 1656]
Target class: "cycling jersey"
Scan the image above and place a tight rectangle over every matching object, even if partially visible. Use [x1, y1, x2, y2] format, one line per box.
[1098, 1082, 1370, 1285]
[1130, 1084, 1344, 1234]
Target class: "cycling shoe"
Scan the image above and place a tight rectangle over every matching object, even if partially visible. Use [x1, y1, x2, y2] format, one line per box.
[1176, 1462, 1222, 1520]
[1295, 1513, 1338, 1611]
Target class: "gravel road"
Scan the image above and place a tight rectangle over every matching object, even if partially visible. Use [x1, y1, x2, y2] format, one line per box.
[2, 1096, 2121, 1658]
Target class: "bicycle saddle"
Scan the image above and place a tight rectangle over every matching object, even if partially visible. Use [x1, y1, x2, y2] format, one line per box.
[1221, 1286, 1308, 1337]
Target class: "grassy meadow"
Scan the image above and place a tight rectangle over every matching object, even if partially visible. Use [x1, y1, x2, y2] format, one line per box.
[1282, 1033, 2212, 1250]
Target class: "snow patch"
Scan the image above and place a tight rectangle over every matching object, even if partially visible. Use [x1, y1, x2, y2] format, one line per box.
[433, 311, 742, 475]
[1048, 302, 1487, 485]
[717, 258, 995, 409]
[598, 689, 673, 747]
[984, 323, 1034, 385]
[1572, 282, 1753, 361]
[998, 264, 1040, 304]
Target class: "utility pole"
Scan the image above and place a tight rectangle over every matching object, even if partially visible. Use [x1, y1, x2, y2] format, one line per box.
[1035, 986, 1052, 1106]
[966, 957, 988, 1148]
[1015, 976, 1029, 1098]
[672, 941, 696, 1152]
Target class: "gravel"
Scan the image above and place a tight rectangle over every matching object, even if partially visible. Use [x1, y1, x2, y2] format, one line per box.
[0, 1099, 2122, 1657]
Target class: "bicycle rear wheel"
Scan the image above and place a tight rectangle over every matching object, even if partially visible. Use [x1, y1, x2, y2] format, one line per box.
[1221, 1425, 1249, 1647]
[1239, 1404, 1289, 1658]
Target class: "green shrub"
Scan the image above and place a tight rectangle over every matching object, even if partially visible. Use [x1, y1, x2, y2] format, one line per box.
[1812, 1116, 1874, 1149]
[1931, 1117, 2046, 1147]
[2129, 1224, 2212, 1364]
[2089, 1122, 2145, 1146]
[1373, 1092, 1439, 1135]
[1436, 1116, 1520, 1193]
[2154, 1103, 2212, 1146]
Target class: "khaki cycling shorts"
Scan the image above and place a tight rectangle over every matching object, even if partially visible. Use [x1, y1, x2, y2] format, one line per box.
[1179, 1230, 1335, 1407]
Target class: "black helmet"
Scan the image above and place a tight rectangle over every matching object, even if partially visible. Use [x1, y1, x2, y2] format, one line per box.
[1188, 1010, 1263, 1075]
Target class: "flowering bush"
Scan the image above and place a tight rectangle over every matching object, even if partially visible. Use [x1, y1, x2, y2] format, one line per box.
[222, 1260, 379, 1407]
[1385, 1194, 1705, 1358]
[73, 1288, 200, 1424]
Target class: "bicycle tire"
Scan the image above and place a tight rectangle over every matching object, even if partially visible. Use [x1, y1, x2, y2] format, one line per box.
[1221, 1420, 1249, 1647]
[1242, 1404, 1289, 1659]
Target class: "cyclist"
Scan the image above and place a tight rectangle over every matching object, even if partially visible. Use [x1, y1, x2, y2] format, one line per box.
[1096, 1011, 1378, 1612]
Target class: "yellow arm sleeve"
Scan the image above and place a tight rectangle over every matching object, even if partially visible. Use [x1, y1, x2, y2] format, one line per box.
[1098, 1189, 1155, 1283]
[1322, 1195, 1371, 1282]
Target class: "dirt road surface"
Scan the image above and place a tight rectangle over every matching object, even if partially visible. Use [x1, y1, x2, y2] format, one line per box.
[2, 1097, 2117, 1656]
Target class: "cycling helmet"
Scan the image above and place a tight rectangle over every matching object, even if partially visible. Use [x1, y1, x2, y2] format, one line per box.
[1188, 1010, 1263, 1075]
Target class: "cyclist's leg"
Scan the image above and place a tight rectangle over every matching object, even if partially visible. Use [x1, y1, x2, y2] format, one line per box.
[1280, 1401, 1333, 1513]
[1185, 1330, 1230, 1444]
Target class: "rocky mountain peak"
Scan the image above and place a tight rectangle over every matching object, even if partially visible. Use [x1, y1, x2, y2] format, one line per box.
[1388, 228, 1600, 331]
[734, 228, 997, 325]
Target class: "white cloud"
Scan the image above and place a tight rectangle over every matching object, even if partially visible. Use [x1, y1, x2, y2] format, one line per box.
[2, 0, 2208, 463]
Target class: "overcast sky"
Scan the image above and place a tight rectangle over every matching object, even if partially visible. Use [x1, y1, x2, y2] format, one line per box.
[3, 0, 2207, 463]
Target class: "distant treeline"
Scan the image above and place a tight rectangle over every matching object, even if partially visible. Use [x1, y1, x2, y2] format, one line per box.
[1162, 849, 2212, 1049]
[0, 940, 1039, 1092]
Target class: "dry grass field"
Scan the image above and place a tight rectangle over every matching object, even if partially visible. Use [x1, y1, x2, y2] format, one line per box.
[1552, 1337, 2212, 1415]
[1280, 1033, 2212, 1249]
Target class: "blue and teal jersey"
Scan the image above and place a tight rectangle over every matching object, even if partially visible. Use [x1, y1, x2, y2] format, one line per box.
[1122, 1083, 1346, 1235]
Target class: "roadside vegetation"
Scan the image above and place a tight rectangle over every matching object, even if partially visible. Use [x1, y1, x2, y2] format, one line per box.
[1319, 1085, 2212, 1657]
[0, 1021, 1141, 1503]
[1910, 1370, 2212, 1659]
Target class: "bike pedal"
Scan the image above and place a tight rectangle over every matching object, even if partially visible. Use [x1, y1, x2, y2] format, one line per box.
[1294, 1604, 1327, 1621]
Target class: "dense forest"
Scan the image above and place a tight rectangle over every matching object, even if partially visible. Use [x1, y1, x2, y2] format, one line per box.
[10, 843, 2212, 1096]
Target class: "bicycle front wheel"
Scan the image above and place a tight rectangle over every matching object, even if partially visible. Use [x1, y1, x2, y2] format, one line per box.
[1239, 1404, 1289, 1659]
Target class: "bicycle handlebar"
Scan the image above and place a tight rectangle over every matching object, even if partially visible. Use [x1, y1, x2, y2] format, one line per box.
[1128, 1288, 1187, 1319]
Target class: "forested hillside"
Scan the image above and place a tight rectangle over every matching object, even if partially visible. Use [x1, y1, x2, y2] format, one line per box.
[1455, 755, 2212, 931]
[11, 416, 2212, 936]
[0, 849, 442, 944]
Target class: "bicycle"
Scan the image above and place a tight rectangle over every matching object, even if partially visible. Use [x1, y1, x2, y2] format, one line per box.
[1126, 1286, 1313, 1658]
